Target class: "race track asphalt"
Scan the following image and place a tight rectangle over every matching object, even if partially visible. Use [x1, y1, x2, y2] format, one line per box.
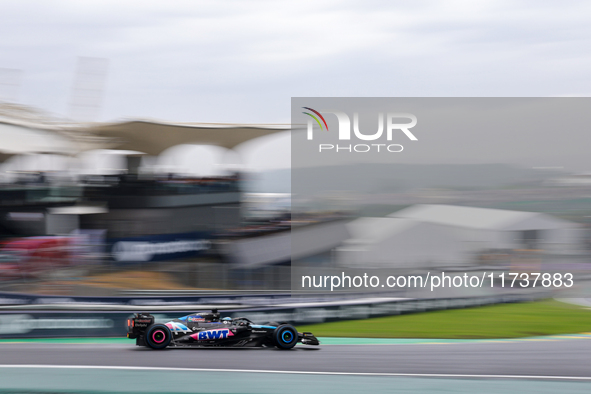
[1, 336, 591, 378]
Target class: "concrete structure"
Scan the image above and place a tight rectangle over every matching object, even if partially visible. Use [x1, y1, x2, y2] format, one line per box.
[390, 204, 583, 254]
[220, 218, 350, 268]
[337, 204, 584, 270]
[337, 217, 463, 269]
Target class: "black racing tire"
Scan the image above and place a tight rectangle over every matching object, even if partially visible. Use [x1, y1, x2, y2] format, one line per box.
[145, 323, 172, 350]
[273, 324, 298, 350]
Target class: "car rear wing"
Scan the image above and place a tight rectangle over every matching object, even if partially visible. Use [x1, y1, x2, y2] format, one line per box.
[127, 313, 155, 339]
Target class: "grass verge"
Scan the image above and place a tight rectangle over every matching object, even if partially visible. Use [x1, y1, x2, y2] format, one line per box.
[298, 299, 591, 339]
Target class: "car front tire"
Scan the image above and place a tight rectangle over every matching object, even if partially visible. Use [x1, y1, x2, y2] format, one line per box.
[273, 324, 298, 350]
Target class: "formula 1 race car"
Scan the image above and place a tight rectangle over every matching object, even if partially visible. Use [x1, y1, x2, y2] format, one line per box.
[126, 310, 320, 350]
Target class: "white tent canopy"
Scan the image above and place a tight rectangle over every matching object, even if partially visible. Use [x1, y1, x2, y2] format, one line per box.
[389, 204, 575, 231]
[338, 205, 585, 270]
[388, 204, 583, 254]
[337, 217, 465, 269]
[80, 120, 290, 156]
[0, 122, 76, 159]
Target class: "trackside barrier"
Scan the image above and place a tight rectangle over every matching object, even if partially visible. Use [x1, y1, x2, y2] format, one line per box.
[0, 291, 295, 307]
[0, 291, 550, 338]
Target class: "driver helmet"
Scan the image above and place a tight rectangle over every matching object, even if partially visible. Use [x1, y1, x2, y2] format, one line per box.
[221, 317, 232, 323]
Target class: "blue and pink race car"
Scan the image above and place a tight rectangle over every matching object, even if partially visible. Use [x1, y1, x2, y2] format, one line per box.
[127, 309, 320, 350]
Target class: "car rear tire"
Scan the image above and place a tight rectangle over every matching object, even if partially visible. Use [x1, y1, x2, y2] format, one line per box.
[145, 324, 172, 350]
[273, 324, 298, 350]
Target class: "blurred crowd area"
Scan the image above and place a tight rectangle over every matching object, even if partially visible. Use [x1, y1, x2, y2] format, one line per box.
[82, 173, 240, 197]
[3, 171, 240, 194]
[0, 166, 343, 295]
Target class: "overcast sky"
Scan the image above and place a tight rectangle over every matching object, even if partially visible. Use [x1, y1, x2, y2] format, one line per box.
[1, 0, 591, 171]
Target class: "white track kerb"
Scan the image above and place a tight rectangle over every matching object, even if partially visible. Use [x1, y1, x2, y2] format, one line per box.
[1, 365, 591, 381]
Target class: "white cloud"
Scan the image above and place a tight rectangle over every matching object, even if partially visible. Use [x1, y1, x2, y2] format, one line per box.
[2, 0, 591, 170]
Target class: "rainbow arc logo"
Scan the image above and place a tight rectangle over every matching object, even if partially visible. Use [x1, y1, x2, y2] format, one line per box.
[302, 107, 329, 131]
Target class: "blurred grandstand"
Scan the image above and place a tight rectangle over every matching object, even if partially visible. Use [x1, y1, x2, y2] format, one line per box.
[0, 102, 353, 294]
